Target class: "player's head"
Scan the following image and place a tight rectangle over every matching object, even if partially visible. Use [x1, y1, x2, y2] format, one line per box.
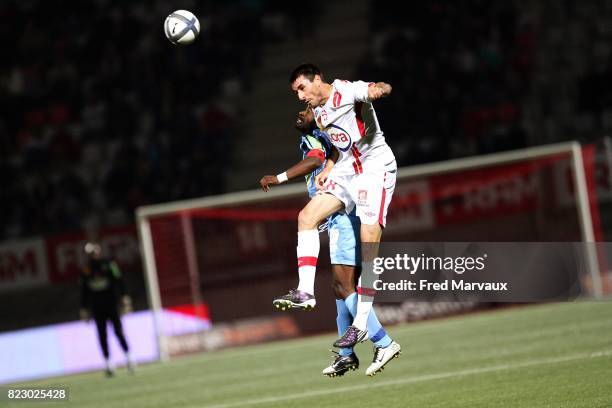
[289, 63, 327, 107]
[84, 242, 102, 259]
[295, 107, 315, 133]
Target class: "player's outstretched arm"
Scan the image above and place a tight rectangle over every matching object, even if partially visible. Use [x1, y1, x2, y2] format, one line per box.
[368, 82, 392, 101]
[260, 156, 324, 192]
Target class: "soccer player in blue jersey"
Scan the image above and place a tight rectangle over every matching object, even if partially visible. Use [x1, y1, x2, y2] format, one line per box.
[260, 108, 400, 377]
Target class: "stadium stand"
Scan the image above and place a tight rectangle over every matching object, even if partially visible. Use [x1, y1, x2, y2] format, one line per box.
[1, 0, 612, 333]
[0, 0, 310, 241]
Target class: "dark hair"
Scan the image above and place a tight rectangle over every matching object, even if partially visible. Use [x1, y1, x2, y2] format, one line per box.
[289, 63, 322, 84]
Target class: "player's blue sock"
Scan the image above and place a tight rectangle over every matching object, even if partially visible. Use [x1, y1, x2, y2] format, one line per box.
[345, 293, 392, 349]
[336, 299, 353, 356]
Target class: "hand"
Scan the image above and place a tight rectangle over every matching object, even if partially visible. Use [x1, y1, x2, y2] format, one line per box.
[79, 308, 91, 322]
[259, 175, 279, 192]
[120, 296, 133, 315]
[315, 169, 331, 190]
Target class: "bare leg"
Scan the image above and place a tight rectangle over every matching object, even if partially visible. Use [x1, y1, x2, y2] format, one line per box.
[331, 264, 357, 300]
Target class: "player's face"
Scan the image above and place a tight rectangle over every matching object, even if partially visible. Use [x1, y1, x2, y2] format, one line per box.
[291, 75, 323, 107]
[84, 242, 102, 259]
[295, 107, 314, 132]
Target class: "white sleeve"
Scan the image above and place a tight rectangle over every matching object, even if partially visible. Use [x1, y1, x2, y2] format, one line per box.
[352, 80, 372, 102]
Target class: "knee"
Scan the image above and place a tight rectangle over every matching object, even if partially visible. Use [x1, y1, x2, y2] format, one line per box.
[360, 224, 381, 242]
[331, 279, 344, 299]
[331, 278, 352, 299]
[298, 208, 316, 230]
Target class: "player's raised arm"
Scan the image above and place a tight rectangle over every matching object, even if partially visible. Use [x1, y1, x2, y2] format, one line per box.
[260, 107, 327, 192]
[260, 154, 325, 192]
[367, 82, 392, 101]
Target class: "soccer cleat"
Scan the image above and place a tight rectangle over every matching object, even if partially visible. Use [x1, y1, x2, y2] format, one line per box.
[104, 360, 115, 378]
[365, 341, 401, 376]
[322, 351, 359, 378]
[333, 325, 368, 348]
[273, 289, 316, 311]
[127, 361, 136, 374]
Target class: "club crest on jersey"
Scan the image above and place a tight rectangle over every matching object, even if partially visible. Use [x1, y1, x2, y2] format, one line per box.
[325, 124, 353, 152]
[358, 189, 368, 206]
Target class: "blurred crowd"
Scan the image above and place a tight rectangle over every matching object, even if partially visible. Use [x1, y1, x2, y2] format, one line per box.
[1, 0, 611, 242]
[0, 0, 306, 240]
[357, 0, 533, 165]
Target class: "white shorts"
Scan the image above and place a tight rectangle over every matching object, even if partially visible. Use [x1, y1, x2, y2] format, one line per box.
[321, 166, 396, 227]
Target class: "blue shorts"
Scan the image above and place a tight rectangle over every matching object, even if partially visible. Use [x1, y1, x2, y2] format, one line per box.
[328, 211, 360, 266]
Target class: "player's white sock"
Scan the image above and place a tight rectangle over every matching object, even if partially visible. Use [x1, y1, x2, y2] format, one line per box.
[353, 299, 373, 331]
[296, 229, 319, 295]
[353, 264, 376, 331]
[125, 352, 136, 372]
[105, 358, 115, 372]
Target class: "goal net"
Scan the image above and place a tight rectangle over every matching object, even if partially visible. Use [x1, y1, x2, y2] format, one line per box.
[136, 141, 605, 361]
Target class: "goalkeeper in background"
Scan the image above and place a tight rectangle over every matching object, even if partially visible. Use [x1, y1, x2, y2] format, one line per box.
[260, 108, 400, 377]
[80, 242, 135, 377]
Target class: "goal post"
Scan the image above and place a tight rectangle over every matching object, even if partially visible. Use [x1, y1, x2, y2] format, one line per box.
[136, 183, 309, 362]
[136, 141, 604, 361]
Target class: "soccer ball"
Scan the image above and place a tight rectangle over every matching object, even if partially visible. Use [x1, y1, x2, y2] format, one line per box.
[164, 10, 200, 45]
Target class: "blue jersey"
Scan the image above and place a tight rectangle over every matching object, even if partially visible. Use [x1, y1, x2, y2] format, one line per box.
[299, 128, 332, 198]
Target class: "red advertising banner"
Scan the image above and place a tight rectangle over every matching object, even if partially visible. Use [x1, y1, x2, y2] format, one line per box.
[45, 225, 140, 283]
[429, 159, 549, 226]
[0, 145, 608, 295]
[0, 238, 49, 291]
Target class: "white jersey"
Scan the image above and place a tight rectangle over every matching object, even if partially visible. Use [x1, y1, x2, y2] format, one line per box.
[313, 79, 396, 176]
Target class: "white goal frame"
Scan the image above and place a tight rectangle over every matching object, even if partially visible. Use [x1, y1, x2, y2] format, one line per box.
[136, 141, 603, 361]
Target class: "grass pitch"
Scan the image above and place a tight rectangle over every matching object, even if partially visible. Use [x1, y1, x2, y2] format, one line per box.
[10, 301, 612, 408]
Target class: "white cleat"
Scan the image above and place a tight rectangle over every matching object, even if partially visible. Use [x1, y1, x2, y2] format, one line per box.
[365, 341, 401, 376]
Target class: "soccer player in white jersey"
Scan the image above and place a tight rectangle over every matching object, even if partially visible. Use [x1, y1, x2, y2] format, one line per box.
[277, 63, 399, 362]
[262, 108, 400, 376]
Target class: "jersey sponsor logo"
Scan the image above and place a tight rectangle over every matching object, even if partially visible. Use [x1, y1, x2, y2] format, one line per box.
[329, 132, 349, 143]
[325, 124, 353, 152]
[333, 91, 342, 107]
